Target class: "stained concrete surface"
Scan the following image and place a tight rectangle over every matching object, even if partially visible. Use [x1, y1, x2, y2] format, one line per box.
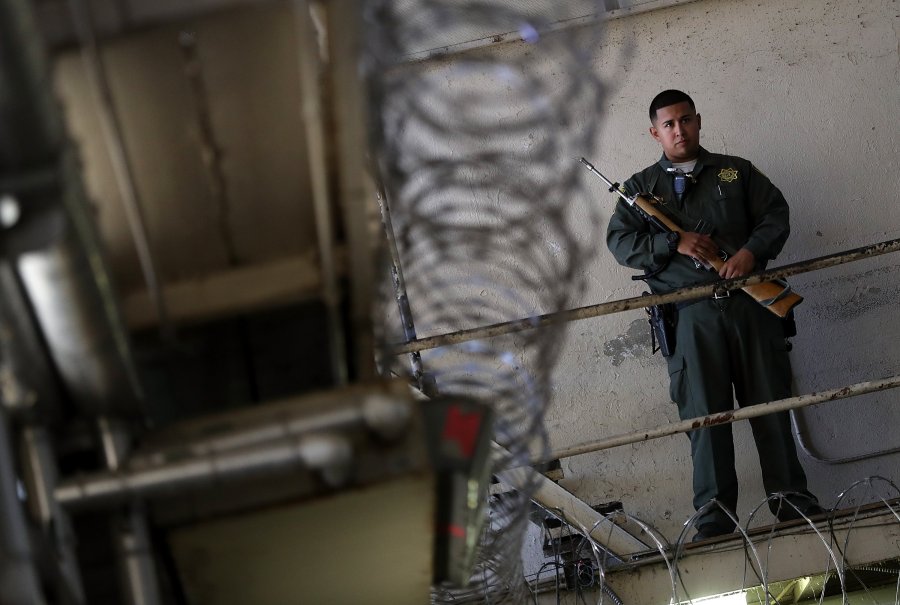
[400, 0, 900, 542]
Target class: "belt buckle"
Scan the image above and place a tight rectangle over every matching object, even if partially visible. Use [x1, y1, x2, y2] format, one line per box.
[712, 287, 731, 300]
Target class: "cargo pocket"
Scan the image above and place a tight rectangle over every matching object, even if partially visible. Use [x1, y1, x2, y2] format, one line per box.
[666, 353, 689, 405]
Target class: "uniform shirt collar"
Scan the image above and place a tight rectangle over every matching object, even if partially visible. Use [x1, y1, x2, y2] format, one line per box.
[657, 147, 717, 175]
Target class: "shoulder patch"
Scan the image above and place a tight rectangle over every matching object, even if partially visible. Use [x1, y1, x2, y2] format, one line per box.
[718, 167, 739, 183]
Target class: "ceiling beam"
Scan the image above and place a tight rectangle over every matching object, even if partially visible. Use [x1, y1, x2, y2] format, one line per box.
[121, 250, 343, 330]
[35, 0, 274, 50]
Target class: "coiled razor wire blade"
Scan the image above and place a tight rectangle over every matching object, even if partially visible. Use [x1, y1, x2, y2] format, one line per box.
[529, 478, 900, 605]
[362, 0, 608, 601]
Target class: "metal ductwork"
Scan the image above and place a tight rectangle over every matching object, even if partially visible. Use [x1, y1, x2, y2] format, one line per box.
[0, 0, 143, 421]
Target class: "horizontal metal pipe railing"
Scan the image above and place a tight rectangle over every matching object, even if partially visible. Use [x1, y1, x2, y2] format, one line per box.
[389, 237, 900, 355]
[547, 375, 900, 462]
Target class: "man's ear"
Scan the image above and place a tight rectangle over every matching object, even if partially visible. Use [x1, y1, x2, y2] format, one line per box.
[697, 114, 701, 131]
[649, 125, 661, 143]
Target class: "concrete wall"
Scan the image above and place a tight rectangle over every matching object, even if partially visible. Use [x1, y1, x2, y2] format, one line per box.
[399, 0, 900, 542]
[546, 0, 900, 537]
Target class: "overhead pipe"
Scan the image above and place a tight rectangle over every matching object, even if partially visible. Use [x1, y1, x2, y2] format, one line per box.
[0, 0, 144, 418]
[17, 229, 143, 416]
[113, 505, 162, 605]
[56, 430, 356, 510]
[0, 262, 65, 423]
[0, 0, 64, 165]
[127, 388, 412, 470]
[0, 409, 47, 605]
[55, 389, 413, 510]
[19, 426, 86, 604]
[98, 419, 163, 605]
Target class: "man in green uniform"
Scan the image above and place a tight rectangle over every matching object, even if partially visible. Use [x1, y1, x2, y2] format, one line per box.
[606, 90, 821, 540]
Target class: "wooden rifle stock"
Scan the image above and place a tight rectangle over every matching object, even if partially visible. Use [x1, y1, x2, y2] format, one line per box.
[577, 157, 802, 318]
[631, 193, 803, 318]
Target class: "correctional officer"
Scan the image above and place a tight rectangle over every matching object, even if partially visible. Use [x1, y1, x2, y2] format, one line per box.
[606, 89, 822, 540]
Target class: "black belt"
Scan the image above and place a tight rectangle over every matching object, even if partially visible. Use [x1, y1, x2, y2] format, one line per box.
[675, 288, 731, 311]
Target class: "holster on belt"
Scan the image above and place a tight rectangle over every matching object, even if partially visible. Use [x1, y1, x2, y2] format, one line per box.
[644, 293, 678, 357]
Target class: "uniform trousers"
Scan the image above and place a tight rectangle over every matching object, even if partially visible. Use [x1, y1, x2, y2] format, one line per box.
[665, 292, 812, 530]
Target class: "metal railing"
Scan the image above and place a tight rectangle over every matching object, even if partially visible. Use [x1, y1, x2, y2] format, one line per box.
[548, 376, 900, 462]
[388, 236, 900, 355]
[386, 235, 900, 466]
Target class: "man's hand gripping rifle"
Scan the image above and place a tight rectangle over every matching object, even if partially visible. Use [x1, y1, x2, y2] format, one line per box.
[580, 157, 802, 319]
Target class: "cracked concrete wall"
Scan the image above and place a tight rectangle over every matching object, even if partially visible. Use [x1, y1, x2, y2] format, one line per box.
[402, 0, 900, 543]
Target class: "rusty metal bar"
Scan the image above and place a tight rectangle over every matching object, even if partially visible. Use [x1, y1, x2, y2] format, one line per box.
[547, 375, 900, 462]
[402, 0, 702, 63]
[389, 236, 900, 355]
[375, 184, 437, 397]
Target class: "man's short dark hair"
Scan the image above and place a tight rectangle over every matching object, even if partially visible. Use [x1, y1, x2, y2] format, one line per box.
[649, 90, 695, 122]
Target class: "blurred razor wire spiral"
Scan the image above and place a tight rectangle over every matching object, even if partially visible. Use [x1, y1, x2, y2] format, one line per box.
[362, 1, 608, 600]
[522, 478, 900, 604]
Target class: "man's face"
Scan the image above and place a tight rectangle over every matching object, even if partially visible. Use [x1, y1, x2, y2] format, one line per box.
[649, 101, 701, 162]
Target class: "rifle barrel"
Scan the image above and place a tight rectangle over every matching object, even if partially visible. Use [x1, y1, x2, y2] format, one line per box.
[579, 157, 630, 204]
[580, 157, 803, 318]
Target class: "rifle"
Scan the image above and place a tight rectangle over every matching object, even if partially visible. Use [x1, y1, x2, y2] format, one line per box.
[580, 157, 803, 318]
